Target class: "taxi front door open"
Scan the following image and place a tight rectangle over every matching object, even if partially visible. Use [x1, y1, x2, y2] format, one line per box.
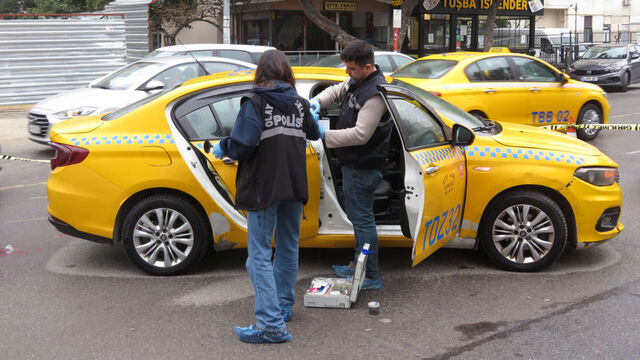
[380, 85, 466, 266]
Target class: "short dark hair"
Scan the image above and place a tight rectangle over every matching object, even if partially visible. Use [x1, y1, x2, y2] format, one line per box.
[340, 40, 374, 68]
[254, 49, 295, 88]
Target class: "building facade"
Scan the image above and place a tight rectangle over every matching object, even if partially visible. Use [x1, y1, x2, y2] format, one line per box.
[235, 0, 392, 50]
[538, 0, 640, 44]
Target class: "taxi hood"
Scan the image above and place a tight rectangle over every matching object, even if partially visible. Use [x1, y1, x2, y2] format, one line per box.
[492, 122, 603, 156]
[50, 114, 105, 136]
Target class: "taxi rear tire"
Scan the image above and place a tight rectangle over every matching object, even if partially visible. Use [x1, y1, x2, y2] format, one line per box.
[122, 194, 211, 276]
[576, 103, 602, 141]
[480, 191, 567, 272]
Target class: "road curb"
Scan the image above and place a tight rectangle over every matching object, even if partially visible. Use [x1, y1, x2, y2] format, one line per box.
[0, 104, 32, 113]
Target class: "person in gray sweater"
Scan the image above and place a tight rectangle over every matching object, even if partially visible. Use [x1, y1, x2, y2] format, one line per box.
[310, 40, 392, 290]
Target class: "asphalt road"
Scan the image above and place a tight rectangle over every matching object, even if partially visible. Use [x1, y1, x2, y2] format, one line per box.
[1, 87, 640, 359]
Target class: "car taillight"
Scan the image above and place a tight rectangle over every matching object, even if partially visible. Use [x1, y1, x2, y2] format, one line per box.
[429, 91, 442, 97]
[49, 142, 89, 170]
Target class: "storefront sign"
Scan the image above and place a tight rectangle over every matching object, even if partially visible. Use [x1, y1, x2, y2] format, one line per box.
[324, 1, 357, 11]
[393, 9, 402, 28]
[422, 0, 544, 16]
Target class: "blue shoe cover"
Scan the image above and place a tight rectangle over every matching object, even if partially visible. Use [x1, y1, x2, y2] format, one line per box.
[360, 277, 384, 290]
[331, 264, 355, 278]
[234, 325, 292, 344]
[281, 306, 292, 323]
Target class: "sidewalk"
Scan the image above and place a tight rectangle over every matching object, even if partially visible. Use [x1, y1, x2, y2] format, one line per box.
[0, 107, 30, 141]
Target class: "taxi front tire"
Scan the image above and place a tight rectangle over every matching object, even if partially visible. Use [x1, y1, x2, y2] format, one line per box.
[576, 103, 602, 141]
[480, 191, 568, 272]
[121, 194, 211, 276]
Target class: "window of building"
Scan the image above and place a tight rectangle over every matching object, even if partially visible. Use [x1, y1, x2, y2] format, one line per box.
[584, 16, 593, 43]
[423, 14, 450, 54]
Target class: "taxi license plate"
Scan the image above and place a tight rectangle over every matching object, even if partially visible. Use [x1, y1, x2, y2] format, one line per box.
[28, 124, 41, 134]
[581, 76, 598, 81]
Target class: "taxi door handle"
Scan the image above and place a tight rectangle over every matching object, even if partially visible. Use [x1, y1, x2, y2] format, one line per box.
[483, 89, 497, 94]
[425, 165, 440, 175]
[529, 88, 542, 92]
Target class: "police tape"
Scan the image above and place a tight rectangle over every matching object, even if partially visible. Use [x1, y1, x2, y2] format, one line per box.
[541, 123, 640, 131]
[0, 154, 49, 163]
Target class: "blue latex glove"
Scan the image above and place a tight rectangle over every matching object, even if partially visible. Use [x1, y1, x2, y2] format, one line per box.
[317, 122, 326, 139]
[309, 98, 321, 114]
[312, 109, 320, 122]
[212, 142, 224, 159]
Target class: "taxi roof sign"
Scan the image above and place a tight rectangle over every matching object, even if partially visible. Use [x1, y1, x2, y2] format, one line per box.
[488, 47, 511, 53]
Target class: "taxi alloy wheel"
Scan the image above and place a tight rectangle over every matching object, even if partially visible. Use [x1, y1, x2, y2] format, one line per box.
[122, 195, 211, 276]
[480, 191, 567, 272]
[576, 103, 602, 141]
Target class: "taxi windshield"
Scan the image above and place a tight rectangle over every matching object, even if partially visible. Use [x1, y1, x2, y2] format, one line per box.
[582, 46, 627, 59]
[391, 79, 487, 130]
[308, 55, 344, 67]
[392, 59, 457, 79]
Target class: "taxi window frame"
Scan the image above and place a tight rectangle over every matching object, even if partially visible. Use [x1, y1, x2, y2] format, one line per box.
[172, 82, 253, 141]
[506, 56, 562, 83]
[463, 56, 517, 82]
[379, 86, 452, 152]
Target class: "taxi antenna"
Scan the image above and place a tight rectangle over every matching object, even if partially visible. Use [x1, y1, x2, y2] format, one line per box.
[177, 39, 210, 76]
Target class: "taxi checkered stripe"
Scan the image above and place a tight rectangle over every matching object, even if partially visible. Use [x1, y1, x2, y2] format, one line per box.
[71, 135, 176, 146]
[71, 135, 312, 149]
[465, 146, 584, 165]
[411, 146, 464, 166]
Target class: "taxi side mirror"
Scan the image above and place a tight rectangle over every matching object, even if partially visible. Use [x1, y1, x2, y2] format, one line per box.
[452, 124, 475, 146]
[558, 73, 569, 84]
[141, 80, 165, 92]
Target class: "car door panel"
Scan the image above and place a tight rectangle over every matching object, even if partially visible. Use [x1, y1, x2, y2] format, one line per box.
[380, 85, 466, 266]
[509, 56, 576, 125]
[465, 56, 528, 123]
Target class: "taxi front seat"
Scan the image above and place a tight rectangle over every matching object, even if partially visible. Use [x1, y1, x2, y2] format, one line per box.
[373, 179, 393, 216]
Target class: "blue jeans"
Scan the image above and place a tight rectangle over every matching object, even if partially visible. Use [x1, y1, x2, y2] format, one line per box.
[342, 166, 382, 280]
[246, 200, 302, 332]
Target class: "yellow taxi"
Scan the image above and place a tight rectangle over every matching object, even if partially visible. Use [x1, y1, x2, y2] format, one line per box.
[392, 50, 610, 141]
[46, 67, 623, 276]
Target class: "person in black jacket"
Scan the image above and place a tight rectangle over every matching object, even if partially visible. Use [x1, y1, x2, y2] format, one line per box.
[213, 50, 321, 344]
[309, 40, 391, 290]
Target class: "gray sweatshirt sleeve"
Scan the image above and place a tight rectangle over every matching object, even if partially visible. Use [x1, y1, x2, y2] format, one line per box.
[314, 79, 349, 107]
[324, 94, 387, 148]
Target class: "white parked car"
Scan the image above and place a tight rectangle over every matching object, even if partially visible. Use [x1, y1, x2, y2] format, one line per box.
[307, 51, 415, 75]
[142, 44, 276, 64]
[28, 56, 255, 145]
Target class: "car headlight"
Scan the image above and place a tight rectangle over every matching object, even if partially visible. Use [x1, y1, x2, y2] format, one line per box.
[605, 66, 622, 73]
[53, 107, 97, 120]
[574, 167, 618, 186]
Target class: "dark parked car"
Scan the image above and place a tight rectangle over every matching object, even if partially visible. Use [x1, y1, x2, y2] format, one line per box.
[568, 43, 640, 92]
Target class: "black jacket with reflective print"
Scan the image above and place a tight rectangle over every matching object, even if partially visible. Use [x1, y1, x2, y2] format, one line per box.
[234, 90, 319, 211]
[334, 66, 392, 170]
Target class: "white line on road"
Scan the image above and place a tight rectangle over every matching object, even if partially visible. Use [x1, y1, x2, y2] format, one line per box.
[0, 181, 46, 191]
[4, 217, 47, 225]
[626, 150, 640, 155]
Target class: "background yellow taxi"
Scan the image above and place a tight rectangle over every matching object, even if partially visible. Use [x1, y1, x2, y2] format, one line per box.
[46, 68, 623, 276]
[392, 51, 610, 141]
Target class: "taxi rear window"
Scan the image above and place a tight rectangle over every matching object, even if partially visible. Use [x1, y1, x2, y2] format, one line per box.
[392, 59, 457, 79]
